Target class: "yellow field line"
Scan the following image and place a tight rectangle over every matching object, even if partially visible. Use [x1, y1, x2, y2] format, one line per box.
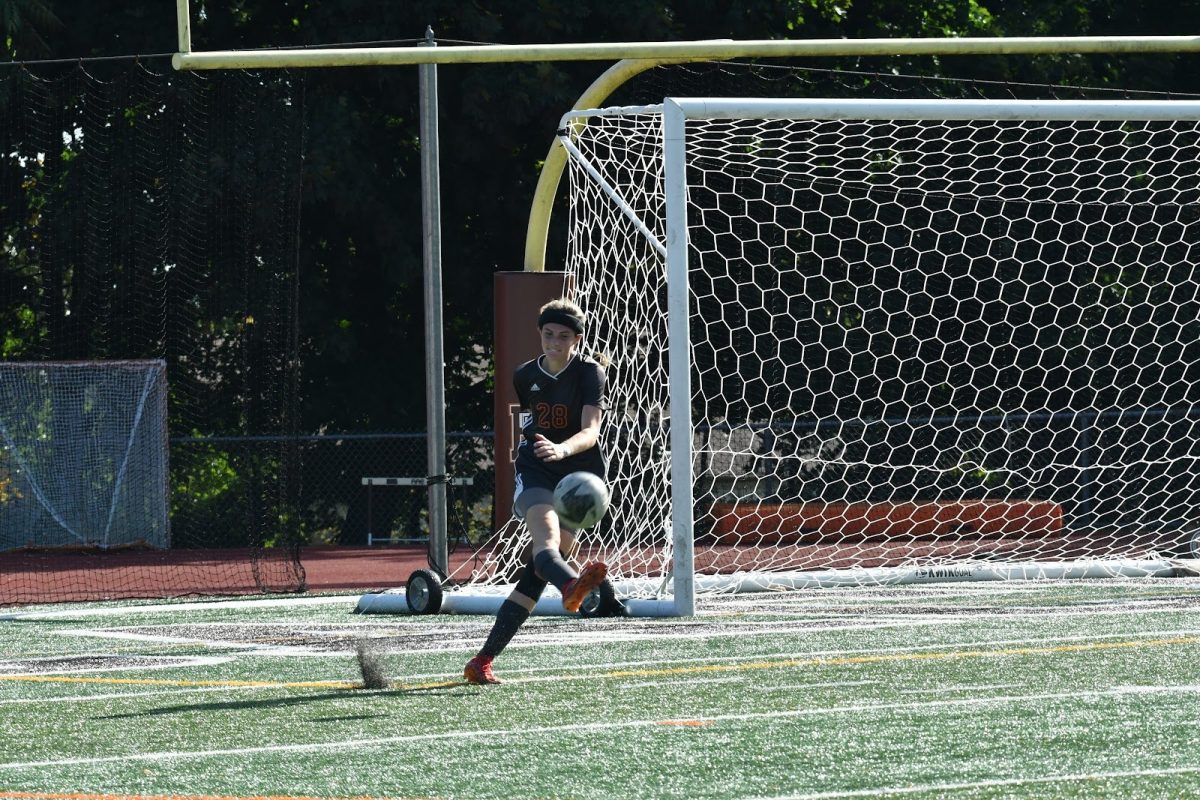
[594, 635, 1200, 681]
[0, 676, 359, 689]
[3, 635, 1197, 692]
[0, 673, 467, 692]
[0, 794, 388, 800]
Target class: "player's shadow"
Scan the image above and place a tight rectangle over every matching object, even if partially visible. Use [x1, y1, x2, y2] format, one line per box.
[97, 683, 473, 719]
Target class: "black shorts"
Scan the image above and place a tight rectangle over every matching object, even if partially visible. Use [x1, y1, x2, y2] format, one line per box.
[512, 458, 563, 519]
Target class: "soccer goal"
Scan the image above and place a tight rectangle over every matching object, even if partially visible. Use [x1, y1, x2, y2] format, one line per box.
[571, 96, 1200, 615]
[360, 96, 1200, 617]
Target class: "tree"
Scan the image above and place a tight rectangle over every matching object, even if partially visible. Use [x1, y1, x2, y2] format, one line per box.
[0, 0, 61, 59]
[5, 0, 1200, 442]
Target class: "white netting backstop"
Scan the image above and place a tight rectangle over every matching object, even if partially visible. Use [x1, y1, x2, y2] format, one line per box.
[0, 360, 169, 550]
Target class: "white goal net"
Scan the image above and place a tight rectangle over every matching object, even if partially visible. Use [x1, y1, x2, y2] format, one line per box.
[0, 360, 169, 550]
[555, 98, 1200, 612]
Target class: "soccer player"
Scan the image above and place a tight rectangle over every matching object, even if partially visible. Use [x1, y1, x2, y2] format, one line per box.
[464, 298, 623, 685]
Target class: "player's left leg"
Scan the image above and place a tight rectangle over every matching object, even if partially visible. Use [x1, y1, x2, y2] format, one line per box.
[464, 565, 548, 685]
[524, 529, 626, 617]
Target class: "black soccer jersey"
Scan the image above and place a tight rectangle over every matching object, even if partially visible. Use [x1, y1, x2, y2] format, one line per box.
[513, 353, 608, 480]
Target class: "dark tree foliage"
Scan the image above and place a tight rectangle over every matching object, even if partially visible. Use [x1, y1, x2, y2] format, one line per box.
[3, 0, 1198, 440]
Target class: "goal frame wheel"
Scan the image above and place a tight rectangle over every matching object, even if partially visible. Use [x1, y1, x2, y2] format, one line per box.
[405, 569, 444, 614]
[577, 587, 604, 618]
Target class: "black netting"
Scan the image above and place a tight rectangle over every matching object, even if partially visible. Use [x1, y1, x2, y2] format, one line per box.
[0, 62, 304, 602]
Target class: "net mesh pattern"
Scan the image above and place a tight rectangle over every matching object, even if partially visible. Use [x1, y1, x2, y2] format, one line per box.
[558, 104, 1200, 592]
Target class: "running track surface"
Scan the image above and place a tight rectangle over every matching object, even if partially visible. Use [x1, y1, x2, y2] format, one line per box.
[0, 545, 464, 605]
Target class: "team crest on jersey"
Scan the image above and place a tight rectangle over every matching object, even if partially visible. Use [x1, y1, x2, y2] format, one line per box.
[509, 403, 530, 460]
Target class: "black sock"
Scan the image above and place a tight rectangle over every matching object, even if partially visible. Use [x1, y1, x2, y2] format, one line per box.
[532, 549, 577, 592]
[594, 577, 628, 616]
[479, 599, 531, 660]
[513, 565, 548, 603]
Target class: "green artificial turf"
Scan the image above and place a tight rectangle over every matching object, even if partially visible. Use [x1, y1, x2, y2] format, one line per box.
[2, 580, 1200, 799]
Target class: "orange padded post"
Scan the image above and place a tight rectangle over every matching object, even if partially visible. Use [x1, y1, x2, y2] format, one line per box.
[493, 272, 570, 525]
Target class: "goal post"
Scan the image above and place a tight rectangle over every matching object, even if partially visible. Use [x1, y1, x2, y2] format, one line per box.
[359, 95, 1200, 617]
[663, 97, 696, 617]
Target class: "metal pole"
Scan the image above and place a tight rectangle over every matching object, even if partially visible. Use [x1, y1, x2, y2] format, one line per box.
[419, 27, 449, 577]
[663, 99, 695, 617]
[176, 0, 191, 54]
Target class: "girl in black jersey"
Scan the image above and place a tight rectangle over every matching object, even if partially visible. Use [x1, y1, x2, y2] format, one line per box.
[464, 299, 616, 685]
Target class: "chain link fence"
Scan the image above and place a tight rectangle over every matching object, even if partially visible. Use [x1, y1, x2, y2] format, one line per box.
[170, 431, 495, 548]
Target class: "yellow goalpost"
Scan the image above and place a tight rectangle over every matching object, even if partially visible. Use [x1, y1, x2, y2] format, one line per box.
[171, 0, 1200, 272]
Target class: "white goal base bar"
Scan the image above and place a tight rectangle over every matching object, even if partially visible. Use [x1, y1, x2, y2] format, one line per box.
[354, 557, 1183, 617]
[355, 588, 682, 617]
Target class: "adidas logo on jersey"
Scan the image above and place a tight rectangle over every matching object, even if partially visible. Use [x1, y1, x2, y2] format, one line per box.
[530, 383, 541, 391]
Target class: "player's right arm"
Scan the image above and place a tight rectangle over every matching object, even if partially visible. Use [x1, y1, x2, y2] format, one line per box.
[534, 405, 601, 462]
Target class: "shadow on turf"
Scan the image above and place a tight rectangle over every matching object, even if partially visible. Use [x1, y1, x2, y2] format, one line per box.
[97, 684, 472, 719]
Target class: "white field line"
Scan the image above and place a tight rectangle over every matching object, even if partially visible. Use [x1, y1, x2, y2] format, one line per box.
[47, 605, 1176, 661]
[8, 576, 1197, 621]
[715, 580, 1200, 607]
[5, 580, 1195, 626]
[33, 614, 1200, 689]
[98, 623, 1200, 687]
[3, 627, 1196, 711]
[2, 683, 1199, 771]
[751, 765, 1200, 799]
[6, 575, 1200, 621]
[0, 684, 266, 706]
[506, 601, 1200, 646]
[58, 619, 482, 630]
[898, 683, 1026, 695]
[765, 680, 881, 691]
[21, 600, 1200, 690]
[728, 598, 1200, 617]
[57, 628, 321, 657]
[7, 624, 1192, 695]
[0, 654, 229, 676]
[744, 577, 1200, 596]
[415, 617, 952, 651]
[617, 675, 747, 688]
[47, 618, 890, 657]
[0, 594, 359, 621]
[717, 582, 1151, 598]
[716, 600, 1200, 625]
[0, 678, 878, 707]
[381, 624, 1200, 683]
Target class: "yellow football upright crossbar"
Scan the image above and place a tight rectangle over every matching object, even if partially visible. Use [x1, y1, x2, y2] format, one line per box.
[173, 5, 1200, 72]
[173, 0, 1200, 271]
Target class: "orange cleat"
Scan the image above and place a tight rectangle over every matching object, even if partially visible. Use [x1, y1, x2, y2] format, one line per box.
[464, 655, 501, 685]
[561, 561, 608, 614]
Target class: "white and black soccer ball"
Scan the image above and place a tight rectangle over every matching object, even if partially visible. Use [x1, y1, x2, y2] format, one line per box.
[553, 471, 610, 530]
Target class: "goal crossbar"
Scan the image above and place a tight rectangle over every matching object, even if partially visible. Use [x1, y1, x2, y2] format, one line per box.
[563, 98, 1200, 124]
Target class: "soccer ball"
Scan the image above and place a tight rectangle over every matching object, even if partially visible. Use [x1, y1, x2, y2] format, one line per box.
[553, 471, 610, 529]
